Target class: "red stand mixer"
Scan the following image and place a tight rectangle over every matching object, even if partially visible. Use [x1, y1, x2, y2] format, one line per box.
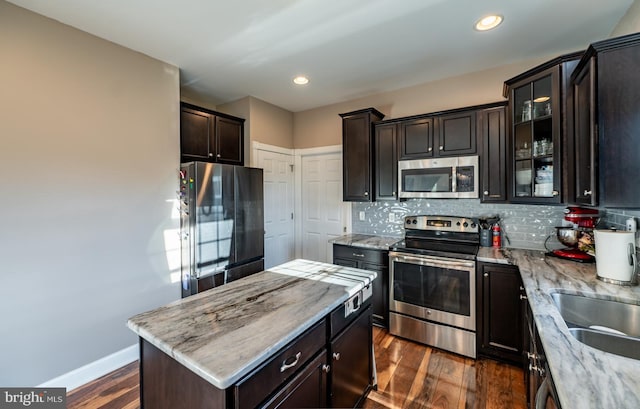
[546, 207, 599, 262]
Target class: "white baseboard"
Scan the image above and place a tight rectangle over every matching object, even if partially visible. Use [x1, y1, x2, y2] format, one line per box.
[38, 344, 138, 391]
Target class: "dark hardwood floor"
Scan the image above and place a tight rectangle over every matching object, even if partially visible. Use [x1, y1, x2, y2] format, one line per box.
[67, 327, 525, 409]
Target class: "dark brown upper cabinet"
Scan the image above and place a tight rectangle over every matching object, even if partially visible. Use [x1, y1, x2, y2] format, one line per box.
[399, 117, 434, 159]
[503, 52, 582, 204]
[570, 33, 640, 208]
[340, 108, 385, 202]
[398, 108, 478, 160]
[479, 103, 508, 203]
[437, 110, 477, 156]
[180, 102, 245, 166]
[374, 122, 398, 201]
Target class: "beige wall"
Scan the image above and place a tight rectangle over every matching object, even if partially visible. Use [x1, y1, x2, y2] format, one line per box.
[248, 97, 294, 149]
[292, 55, 585, 149]
[611, 0, 640, 36]
[0, 0, 180, 387]
[218, 96, 294, 163]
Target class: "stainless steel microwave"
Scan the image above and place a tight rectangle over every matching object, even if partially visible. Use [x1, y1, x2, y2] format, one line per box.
[398, 155, 479, 199]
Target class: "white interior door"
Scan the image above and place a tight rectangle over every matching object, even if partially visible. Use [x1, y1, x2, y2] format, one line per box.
[299, 151, 346, 263]
[256, 149, 295, 269]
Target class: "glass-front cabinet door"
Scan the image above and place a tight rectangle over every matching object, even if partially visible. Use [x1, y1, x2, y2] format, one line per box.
[508, 66, 561, 203]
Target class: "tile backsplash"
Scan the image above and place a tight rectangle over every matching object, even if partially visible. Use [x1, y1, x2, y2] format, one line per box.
[351, 200, 640, 251]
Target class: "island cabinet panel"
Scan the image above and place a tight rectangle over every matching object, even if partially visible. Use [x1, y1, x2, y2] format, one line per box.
[140, 339, 226, 409]
[333, 244, 389, 328]
[233, 320, 326, 409]
[260, 351, 328, 409]
[329, 305, 373, 408]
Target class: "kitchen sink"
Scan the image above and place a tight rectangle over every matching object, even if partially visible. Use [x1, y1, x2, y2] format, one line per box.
[568, 328, 640, 360]
[550, 292, 640, 359]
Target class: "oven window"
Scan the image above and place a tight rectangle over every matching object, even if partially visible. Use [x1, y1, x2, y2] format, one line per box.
[393, 261, 470, 316]
[402, 168, 452, 192]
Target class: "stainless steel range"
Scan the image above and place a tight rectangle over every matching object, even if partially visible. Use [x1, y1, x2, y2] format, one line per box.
[389, 215, 479, 358]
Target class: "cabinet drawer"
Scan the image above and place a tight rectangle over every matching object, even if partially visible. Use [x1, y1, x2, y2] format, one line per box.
[333, 244, 387, 265]
[233, 320, 326, 409]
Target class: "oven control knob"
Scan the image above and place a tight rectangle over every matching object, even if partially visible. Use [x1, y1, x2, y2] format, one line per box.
[456, 222, 461, 226]
[471, 223, 476, 228]
[412, 220, 417, 224]
[463, 222, 468, 228]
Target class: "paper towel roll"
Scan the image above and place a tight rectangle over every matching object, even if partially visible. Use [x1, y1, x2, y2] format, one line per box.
[594, 229, 637, 284]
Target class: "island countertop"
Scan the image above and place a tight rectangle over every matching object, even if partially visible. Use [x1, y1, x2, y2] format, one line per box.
[127, 259, 376, 390]
[497, 248, 640, 409]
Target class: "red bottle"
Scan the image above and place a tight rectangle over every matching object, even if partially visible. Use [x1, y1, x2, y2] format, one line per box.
[492, 223, 501, 247]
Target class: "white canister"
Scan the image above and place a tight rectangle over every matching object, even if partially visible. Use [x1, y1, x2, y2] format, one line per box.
[594, 229, 638, 285]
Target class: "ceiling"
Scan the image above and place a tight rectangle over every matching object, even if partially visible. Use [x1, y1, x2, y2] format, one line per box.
[8, 0, 634, 112]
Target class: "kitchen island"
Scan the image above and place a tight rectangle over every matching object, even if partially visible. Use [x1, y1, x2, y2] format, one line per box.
[478, 247, 640, 409]
[127, 259, 376, 409]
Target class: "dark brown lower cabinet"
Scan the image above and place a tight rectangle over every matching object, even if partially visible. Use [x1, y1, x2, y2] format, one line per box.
[477, 262, 524, 365]
[330, 306, 373, 408]
[138, 301, 372, 409]
[333, 244, 389, 328]
[261, 351, 328, 409]
[524, 300, 561, 409]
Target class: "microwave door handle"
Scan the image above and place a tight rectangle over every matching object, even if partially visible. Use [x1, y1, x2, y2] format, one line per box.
[451, 166, 457, 192]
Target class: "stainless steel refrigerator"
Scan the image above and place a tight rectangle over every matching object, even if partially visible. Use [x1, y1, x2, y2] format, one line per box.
[179, 162, 264, 297]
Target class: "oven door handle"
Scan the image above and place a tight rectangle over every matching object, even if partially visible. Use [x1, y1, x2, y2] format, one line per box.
[390, 252, 475, 269]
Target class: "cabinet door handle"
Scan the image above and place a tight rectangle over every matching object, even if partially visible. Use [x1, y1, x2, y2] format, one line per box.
[584, 190, 592, 196]
[208, 153, 213, 157]
[552, 190, 559, 196]
[216, 153, 221, 158]
[428, 147, 432, 152]
[392, 191, 396, 196]
[483, 190, 489, 195]
[280, 352, 302, 372]
[439, 146, 444, 150]
[352, 253, 365, 258]
[484, 273, 489, 277]
[364, 191, 369, 196]
[332, 352, 341, 361]
[520, 294, 528, 300]
[322, 364, 331, 373]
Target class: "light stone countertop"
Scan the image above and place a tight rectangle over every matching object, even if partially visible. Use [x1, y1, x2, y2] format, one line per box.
[500, 248, 640, 409]
[330, 234, 401, 250]
[476, 246, 511, 264]
[127, 259, 376, 389]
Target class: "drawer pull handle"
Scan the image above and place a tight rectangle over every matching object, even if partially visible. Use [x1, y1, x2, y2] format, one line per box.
[352, 253, 365, 258]
[280, 352, 302, 372]
[333, 352, 341, 361]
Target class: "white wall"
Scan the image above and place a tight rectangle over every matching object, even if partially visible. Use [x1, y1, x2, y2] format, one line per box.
[0, 1, 180, 386]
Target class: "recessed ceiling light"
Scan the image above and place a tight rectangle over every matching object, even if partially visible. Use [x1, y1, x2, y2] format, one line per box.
[475, 14, 503, 31]
[293, 76, 309, 85]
